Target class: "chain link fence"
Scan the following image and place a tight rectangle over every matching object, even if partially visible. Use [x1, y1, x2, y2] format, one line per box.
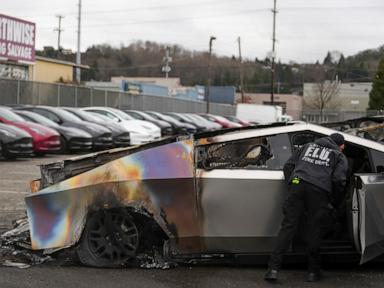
[302, 109, 382, 123]
[0, 78, 235, 116]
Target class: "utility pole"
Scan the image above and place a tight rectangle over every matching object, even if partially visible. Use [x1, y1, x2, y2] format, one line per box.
[54, 15, 64, 52]
[237, 36, 245, 103]
[270, 0, 278, 105]
[207, 36, 216, 113]
[76, 0, 82, 83]
[162, 46, 172, 78]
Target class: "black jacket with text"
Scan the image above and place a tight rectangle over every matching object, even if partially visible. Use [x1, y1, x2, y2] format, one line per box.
[284, 136, 348, 200]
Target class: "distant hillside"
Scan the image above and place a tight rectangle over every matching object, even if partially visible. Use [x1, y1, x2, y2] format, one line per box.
[36, 42, 384, 95]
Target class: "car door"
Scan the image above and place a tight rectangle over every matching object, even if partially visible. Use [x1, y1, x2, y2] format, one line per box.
[195, 133, 292, 253]
[352, 151, 384, 264]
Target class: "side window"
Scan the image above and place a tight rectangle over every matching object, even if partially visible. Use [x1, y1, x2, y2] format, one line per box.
[198, 133, 291, 170]
[367, 150, 382, 172]
[34, 109, 60, 123]
[290, 131, 322, 150]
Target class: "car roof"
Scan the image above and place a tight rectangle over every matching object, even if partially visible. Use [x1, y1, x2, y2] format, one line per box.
[196, 122, 384, 152]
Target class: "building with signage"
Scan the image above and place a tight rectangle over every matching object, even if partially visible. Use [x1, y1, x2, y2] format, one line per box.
[30, 56, 89, 83]
[302, 82, 372, 122]
[0, 13, 35, 80]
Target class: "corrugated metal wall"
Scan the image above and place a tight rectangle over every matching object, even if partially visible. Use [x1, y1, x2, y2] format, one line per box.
[0, 78, 235, 116]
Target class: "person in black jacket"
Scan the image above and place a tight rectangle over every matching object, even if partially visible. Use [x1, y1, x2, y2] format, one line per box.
[264, 133, 348, 282]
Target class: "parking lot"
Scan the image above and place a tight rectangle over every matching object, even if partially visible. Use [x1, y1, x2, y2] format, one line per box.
[0, 154, 69, 230]
[2, 153, 384, 287]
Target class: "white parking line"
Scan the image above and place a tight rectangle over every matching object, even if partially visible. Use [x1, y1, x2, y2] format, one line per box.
[0, 190, 28, 195]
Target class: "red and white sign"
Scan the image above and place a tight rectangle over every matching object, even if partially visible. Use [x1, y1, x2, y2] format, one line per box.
[0, 14, 35, 63]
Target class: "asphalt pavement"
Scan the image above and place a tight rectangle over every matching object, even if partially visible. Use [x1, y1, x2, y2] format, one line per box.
[1, 154, 384, 287]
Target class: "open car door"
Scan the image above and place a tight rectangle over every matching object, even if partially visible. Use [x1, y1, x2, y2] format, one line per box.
[352, 173, 384, 264]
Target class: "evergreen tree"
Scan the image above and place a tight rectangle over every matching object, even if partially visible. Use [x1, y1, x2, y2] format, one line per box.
[369, 57, 384, 110]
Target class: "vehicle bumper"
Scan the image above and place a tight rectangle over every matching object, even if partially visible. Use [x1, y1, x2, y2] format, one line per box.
[2, 137, 33, 157]
[162, 127, 175, 136]
[93, 134, 113, 150]
[113, 133, 131, 147]
[68, 137, 93, 151]
[34, 136, 61, 153]
[130, 134, 157, 145]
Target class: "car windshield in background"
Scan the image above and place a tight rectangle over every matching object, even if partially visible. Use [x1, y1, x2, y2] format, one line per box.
[20, 111, 59, 127]
[53, 108, 83, 122]
[0, 108, 26, 122]
[71, 109, 102, 122]
[110, 109, 134, 120]
[125, 111, 145, 120]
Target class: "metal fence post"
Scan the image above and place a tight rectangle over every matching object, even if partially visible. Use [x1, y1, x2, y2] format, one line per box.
[118, 92, 121, 109]
[57, 84, 61, 106]
[90, 88, 93, 106]
[16, 80, 20, 104]
[37, 82, 41, 105]
[75, 86, 78, 107]
[105, 90, 107, 106]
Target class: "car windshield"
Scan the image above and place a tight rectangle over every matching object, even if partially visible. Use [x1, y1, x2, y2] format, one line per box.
[108, 108, 134, 120]
[0, 108, 26, 122]
[52, 108, 83, 122]
[190, 114, 208, 122]
[167, 113, 183, 121]
[67, 109, 101, 122]
[18, 111, 59, 127]
[125, 111, 145, 120]
[146, 111, 161, 120]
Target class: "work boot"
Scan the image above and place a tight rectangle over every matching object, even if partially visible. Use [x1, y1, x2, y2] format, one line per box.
[306, 271, 321, 282]
[264, 269, 279, 281]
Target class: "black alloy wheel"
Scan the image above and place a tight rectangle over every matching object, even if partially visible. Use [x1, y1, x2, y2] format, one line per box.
[77, 209, 139, 267]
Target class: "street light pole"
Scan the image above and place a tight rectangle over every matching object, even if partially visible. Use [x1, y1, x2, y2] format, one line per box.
[207, 36, 216, 113]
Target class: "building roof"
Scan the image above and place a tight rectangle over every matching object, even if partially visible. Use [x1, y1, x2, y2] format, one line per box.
[35, 56, 89, 69]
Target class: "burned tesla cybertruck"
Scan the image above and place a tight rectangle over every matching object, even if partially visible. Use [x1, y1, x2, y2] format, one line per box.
[25, 122, 384, 267]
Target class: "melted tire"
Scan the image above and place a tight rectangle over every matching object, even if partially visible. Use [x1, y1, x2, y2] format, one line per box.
[76, 209, 139, 267]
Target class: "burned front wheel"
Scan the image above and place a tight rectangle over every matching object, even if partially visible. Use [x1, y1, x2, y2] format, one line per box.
[77, 209, 139, 267]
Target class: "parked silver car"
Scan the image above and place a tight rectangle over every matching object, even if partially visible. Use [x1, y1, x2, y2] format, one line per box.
[25, 122, 384, 267]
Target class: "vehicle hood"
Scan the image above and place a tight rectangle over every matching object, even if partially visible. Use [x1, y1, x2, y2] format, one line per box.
[148, 119, 171, 129]
[57, 126, 92, 139]
[62, 121, 111, 136]
[9, 121, 59, 138]
[0, 123, 31, 143]
[132, 120, 161, 133]
[101, 121, 129, 136]
[120, 120, 155, 135]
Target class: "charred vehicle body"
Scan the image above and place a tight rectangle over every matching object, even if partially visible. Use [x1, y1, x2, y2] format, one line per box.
[322, 116, 384, 142]
[25, 123, 384, 267]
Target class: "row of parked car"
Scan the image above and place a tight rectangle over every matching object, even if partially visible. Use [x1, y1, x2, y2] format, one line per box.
[0, 105, 251, 159]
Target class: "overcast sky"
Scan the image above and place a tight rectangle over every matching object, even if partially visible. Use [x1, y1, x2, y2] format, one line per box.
[3, 0, 384, 63]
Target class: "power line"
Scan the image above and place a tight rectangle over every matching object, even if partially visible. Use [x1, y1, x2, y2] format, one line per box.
[37, 8, 270, 30]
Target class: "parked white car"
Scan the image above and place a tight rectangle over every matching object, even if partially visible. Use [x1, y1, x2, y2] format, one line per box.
[81, 107, 161, 145]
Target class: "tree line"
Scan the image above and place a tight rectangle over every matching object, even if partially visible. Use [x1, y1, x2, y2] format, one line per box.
[37, 41, 384, 107]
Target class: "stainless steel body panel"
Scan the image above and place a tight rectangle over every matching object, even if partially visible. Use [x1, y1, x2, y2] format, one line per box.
[196, 169, 286, 253]
[353, 173, 384, 264]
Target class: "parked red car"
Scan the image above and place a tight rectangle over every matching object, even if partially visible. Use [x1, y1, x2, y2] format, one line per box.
[0, 107, 60, 154]
[200, 113, 242, 129]
[224, 115, 253, 127]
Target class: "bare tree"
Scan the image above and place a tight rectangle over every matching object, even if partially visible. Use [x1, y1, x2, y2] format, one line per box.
[304, 68, 341, 122]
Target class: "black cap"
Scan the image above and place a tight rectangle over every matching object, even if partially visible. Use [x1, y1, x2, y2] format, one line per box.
[330, 133, 345, 146]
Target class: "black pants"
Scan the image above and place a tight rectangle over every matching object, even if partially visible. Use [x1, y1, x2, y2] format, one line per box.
[268, 181, 331, 272]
